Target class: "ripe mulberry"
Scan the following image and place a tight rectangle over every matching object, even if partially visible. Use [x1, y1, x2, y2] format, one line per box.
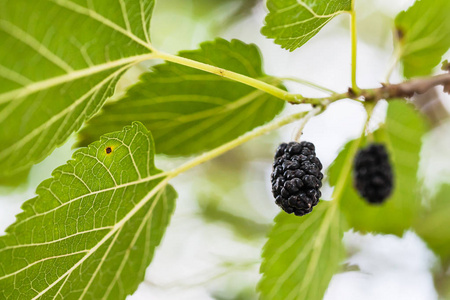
[271, 141, 323, 216]
[353, 143, 394, 204]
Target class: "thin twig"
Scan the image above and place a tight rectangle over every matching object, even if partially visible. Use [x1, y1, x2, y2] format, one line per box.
[364, 73, 450, 100]
[299, 72, 450, 106]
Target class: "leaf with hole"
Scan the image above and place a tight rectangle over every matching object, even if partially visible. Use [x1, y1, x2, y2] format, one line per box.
[0, 122, 177, 299]
[0, 0, 156, 183]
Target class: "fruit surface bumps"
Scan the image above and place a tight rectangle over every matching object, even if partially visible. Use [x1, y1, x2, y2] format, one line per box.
[353, 143, 394, 204]
[271, 141, 323, 216]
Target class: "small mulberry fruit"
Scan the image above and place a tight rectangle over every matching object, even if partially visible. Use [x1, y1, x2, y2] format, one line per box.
[353, 143, 394, 204]
[271, 141, 323, 216]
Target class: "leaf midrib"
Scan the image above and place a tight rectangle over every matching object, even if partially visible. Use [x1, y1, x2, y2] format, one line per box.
[49, 0, 153, 51]
[0, 54, 158, 166]
[0, 54, 155, 106]
[297, 203, 339, 298]
[29, 177, 170, 300]
[0, 65, 128, 162]
[0, 20, 74, 73]
[8, 172, 167, 231]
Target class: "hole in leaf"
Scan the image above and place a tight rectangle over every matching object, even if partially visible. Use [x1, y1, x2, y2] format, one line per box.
[105, 147, 112, 154]
[395, 28, 404, 40]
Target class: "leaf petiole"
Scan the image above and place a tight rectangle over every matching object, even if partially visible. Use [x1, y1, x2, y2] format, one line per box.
[350, 3, 359, 93]
[152, 50, 299, 102]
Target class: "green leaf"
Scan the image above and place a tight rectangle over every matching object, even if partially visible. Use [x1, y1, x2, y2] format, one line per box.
[262, 0, 352, 51]
[258, 202, 346, 300]
[395, 0, 450, 78]
[433, 258, 450, 300]
[198, 196, 271, 239]
[0, 122, 177, 299]
[335, 101, 427, 236]
[415, 184, 450, 261]
[0, 0, 155, 182]
[78, 38, 285, 156]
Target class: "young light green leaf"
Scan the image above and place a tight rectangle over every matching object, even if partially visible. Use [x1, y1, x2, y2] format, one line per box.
[395, 0, 450, 78]
[335, 101, 427, 236]
[0, 0, 156, 183]
[258, 201, 346, 300]
[415, 184, 450, 260]
[0, 122, 177, 299]
[78, 39, 285, 156]
[262, 0, 352, 51]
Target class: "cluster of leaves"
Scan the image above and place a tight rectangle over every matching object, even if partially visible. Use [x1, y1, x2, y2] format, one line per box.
[0, 0, 449, 299]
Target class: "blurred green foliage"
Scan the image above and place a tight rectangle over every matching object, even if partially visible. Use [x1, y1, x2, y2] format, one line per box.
[395, 0, 450, 78]
[335, 101, 428, 236]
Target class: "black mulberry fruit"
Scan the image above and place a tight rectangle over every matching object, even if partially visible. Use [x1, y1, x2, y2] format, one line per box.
[353, 143, 394, 204]
[271, 141, 323, 216]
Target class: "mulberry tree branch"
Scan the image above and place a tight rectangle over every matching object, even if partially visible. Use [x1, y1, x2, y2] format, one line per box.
[360, 73, 450, 101]
[297, 72, 450, 107]
[151, 47, 449, 107]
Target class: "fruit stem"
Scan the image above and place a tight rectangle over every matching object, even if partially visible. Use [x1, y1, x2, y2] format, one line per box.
[167, 110, 309, 178]
[291, 105, 325, 142]
[364, 101, 376, 143]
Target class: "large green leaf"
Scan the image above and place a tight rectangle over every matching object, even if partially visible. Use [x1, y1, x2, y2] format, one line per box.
[0, 0, 155, 183]
[78, 38, 285, 156]
[335, 101, 427, 236]
[258, 201, 346, 300]
[415, 184, 450, 261]
[262, 0, 352, 51]
[0, 122, 177, 299]
[395, 0, 450, 78]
